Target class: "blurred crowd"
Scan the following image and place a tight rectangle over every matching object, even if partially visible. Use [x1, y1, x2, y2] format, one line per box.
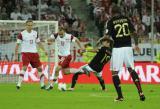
[0, 0, 160, 43]
[86, 0, 160, 42]
[0, 0, 86, 38]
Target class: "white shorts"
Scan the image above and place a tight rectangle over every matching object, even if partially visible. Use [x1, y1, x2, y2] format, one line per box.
[110, 47, 134, 71]
[79, 64, 102, 77]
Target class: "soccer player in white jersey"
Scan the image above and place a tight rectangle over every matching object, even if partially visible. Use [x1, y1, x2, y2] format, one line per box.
[46, 26, 84, 90]
[15, 20, 47, 89]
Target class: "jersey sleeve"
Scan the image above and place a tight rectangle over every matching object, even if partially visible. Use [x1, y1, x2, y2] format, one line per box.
[16, 33, 22, 44]
[128, 18, 135, 33]
[105, 20, 112, 36]
[71, 35, 76, 42]
[35, 32, 40, 43]
[36, 34, 40, 43]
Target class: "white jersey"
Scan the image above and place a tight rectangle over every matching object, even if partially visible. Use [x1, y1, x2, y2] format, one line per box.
[50, 33, 76, 56]
[17, 30, 40, 53]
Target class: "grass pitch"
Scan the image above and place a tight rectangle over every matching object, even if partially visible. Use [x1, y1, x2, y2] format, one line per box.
[0, 83, 159, 109]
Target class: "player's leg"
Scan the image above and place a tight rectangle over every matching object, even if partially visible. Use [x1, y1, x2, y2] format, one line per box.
[69, 65, 89, 91]
[94, 72, 106, 91]
[69, 72, 83, 90]
[63, 67, 80, 75]
[16, 53, 29, 89]
[37, 67, 45, 89]
[31, 53, 45, 89]
[112, 71, 123, 101]
[59, 55, 72, 75]
[46, 65, 62, 90]
[16, 66, 27, 89]
[47, 55, 72, 90]
[110, 48, 124, 101]
[124, 47, 145, 101]
[128, 68, 145, 101]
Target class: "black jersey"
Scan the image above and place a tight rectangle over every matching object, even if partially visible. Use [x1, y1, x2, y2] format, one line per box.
[106, 15, 135, 48]
[88, 46, 111, 72]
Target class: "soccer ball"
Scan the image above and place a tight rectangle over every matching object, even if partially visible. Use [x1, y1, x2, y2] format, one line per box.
[58, 83, 67, 91]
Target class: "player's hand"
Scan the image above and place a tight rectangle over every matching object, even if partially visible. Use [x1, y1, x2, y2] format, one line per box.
[134, 45, 141, 54]
[77, 49, 85, 55]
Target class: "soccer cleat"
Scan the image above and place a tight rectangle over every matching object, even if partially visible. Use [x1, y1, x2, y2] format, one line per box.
[16, 85, 20, 90]
[41, 85, 46, 90]
[114, 97, 124, 102]
[102, 88, 107, 92]
[45, 85, 53, 91]
[67, 88, 74, 91]
[139, 93, 145, 101]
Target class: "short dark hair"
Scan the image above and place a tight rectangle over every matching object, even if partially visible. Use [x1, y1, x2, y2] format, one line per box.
[100, 36, 113, 44]
[97, 36, 114, 47]
[25, 20, 33, 24]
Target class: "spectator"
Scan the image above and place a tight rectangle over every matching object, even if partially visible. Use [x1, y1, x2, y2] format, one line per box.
[142, 10, 151, 34]
[10, 8, 21, 20]
[0, 7, 9, 20]
[37, 0, 49, 15]
[21, 7, 32, 20]
[5, 1, 15, 18]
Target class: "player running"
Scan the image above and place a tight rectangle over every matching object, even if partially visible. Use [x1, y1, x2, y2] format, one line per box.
[68, 36, 113, 91]
[46, 26, 84, 90]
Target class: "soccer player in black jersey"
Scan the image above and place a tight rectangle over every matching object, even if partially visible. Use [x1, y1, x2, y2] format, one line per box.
[105, 5, 145, 101]
[68, 36, 113, 91]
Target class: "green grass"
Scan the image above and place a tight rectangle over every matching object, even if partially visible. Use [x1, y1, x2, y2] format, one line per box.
[0, 84, 159, 109]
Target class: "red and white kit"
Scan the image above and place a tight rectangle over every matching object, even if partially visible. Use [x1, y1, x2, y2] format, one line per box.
[50, 33, 76, 68]
[17, 30, 41, 68]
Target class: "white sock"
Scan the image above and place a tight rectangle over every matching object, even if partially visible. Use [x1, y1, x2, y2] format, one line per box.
[40, 74, 45, 87]
[50, 77, 58, 87]
[69, 68, 80, 74]
[17, 70, 25, 87]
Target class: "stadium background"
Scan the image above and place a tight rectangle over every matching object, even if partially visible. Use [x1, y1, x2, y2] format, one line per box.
[0, 1, 160, 109]
[0, 0, 159, 84]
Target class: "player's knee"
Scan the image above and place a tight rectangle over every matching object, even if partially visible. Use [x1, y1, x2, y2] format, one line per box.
[97, 76, 103, 81]
[127, 67, 133, 73]
[112, 71, 118, 76]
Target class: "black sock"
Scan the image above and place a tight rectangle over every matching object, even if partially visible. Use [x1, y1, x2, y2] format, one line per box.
[71, 73, 80, 88]
[129, 69, 143, 94]
[97, 76, 105, 90]
[112, 74, 123, 98]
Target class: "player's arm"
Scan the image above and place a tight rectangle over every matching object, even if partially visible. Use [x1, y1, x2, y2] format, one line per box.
[85, 49, 98, 53]
[15, 33, 22, 61]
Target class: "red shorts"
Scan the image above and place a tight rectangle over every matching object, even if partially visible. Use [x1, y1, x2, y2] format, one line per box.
[58, 55, 72, 68]
[22, 53, 41, 68]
